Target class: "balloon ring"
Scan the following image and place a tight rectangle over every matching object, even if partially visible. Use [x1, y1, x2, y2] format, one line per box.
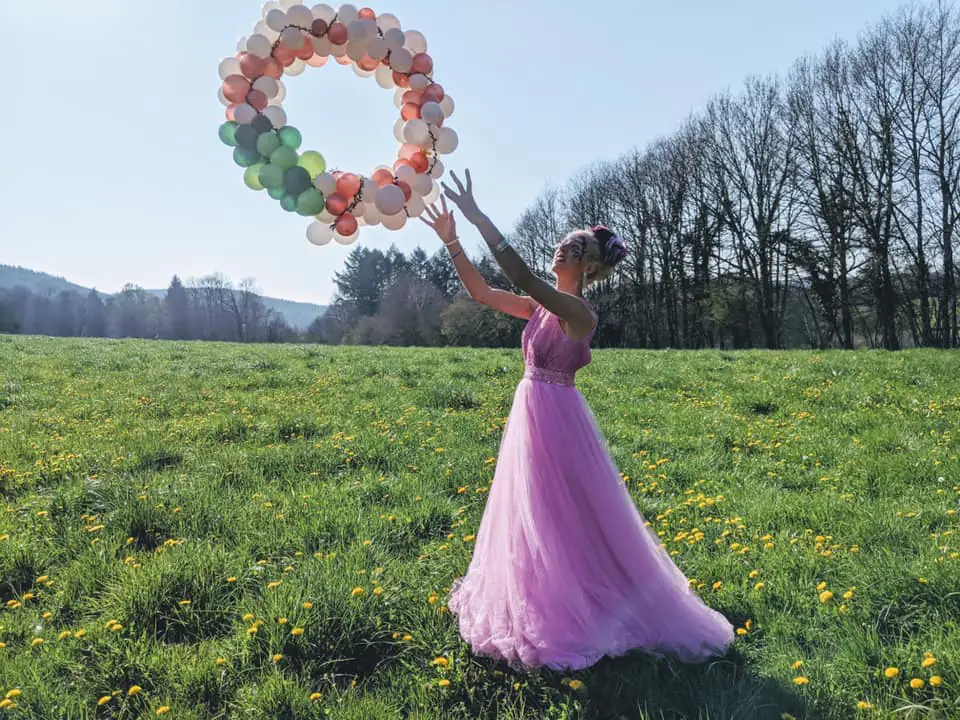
[217, 2, 458, 247]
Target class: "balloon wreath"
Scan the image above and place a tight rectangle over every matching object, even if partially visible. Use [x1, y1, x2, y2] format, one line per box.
[217, 2, 458, 246]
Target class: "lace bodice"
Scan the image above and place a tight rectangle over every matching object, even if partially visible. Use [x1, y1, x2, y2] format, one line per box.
[521, 303, 594, 387]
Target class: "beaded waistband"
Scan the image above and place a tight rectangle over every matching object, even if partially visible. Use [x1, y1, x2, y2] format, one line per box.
[523, 367, 575, 387]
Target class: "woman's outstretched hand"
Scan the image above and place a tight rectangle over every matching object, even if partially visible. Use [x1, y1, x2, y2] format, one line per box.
[420, 196, 458, 245]
[441, 170, 482, 223]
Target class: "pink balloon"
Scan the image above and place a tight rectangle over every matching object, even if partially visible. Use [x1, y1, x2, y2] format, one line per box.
[247, 89, 268, 111]
[393, 71, 410, 88]
[337, 173, 362, 198]
[422, 83, 445, 103]
[326, 194, 349, 215]
[372, 169, 394, 187]
[327, 22, 348, 45]
[410, 152, 429, 173]
[222, 75, 250, 104]
[263, 57, 283, 79]
[411, 53, 433, 76]
[296, 37, 315, 60]
[401, 103, 421, 121]
[239, 52, 266, 80]
[336, 213, 359, 236]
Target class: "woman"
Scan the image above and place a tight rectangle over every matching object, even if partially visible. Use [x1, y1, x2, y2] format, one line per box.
[420, 170, 734, 671]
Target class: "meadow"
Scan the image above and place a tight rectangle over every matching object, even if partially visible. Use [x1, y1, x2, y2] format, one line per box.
[0, 335, 957, 719]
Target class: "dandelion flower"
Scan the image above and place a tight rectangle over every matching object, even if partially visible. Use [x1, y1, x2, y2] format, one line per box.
[884, 667, 900, 679]
[291, 627, 304, 636]
[910, 678, 924, 689]
[98, 696, 112, 706]
[930, 676, 942, 687]
[793, 676, 809, 686]
[128, 686, 142, 696]
[736, 628, 748, 636]
[754, 582, 766, 590]
[226, 577, 237, 583]
[216, 657, 227, 666]
[310, 692, 321, 701]
[568, 679, 585, 690]
[816, 581, 827, 591]
[302, 602, 313, 609]
[242, 613, 254, 622]
[4, 691, 21, 700]
[856, 701, 873, 710]
[819, 591, 834, 603]
[31, 638, 44, 647]
[272, 654, 283, 663]
[351, 587, 364, 597]
[922, 656, 936, 668]
[156, 707, 170, 715]
[791, 660, 804, 670]
[432, 657, 449, 667]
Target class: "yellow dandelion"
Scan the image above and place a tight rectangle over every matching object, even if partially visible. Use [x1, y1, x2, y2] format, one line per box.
[791, 660, 804, 670]
[156, 707, 170, 715]
[793, 676, 809, 686]
[226, 577, 237, 583]
[432, 656, 449, 667]
[754, 582, 766, 590]
[302, 602, 313, 609]
[819, 591, 834, 603]
[428, 594, 439, 604]
[712, 581, 723, 590]
[930, 676, 942, 687]
[57, 631, 71, 641]
[351, 587, 364, 597]
[128, 686, 142, 696]
[272, 654, 283, 663]
[178, 600, 191, 606]
[922, 656, 936, 668]
[816, 581, 827, 591]
[310, 692, 321, 701]
[31, 638, 44, 647]
[266, 581, 282, 589]
[291, 627, 304, 636]
[884, 667, 900, 679]
[363, 540, 372, 546]
[749, 570, 760, 579]
[277, 617, 288, 625]
[437, 679, 450, 687]
[568, 679, 585, 690]
[74, 629, 86, 639]
[0, 700, 12, 711]
[98, 696, 112, 706]
[4, 690, 21, 700]
[856, 701, 873, 710]
[910, 678, 924, 689]
[242, 613, 254, 622]
[373, 587, 384, 596]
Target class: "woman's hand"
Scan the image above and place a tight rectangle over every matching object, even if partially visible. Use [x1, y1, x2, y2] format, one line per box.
[419, 196, 458, 245]
[441, 170, 483, 223]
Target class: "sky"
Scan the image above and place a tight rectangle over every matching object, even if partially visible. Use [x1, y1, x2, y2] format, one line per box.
[1, 0, 911, 306]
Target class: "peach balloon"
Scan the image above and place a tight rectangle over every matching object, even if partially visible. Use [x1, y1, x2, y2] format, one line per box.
[336, 213, 359, 236]
[222, 75, 251, 104]
[327, 22, 348, 45]
[402, 90, 423, 106]
[358, 55, 379, 71]
[411, 53, 433, 76]
[263, 57, 284, 79]
[307, 53, 328, 67]
[398, 144, 420, 160]
[401, 103, 421, 121]
[274, 45, 296, 66]
[393, 159, 413, 173]
[335, 54, 352, 65]
[396, 181, 412, 201]
[247, 89, 269, 111]
[337, 173, 362, 198]
[239, 52, 266, 79]
[296, 37, 315, 60]
[422, 83, 445, 103]
[393, 71, 410, 88]
[410, 151, 429, 173]
[226, 104, 238, 121]
[372, 168, 394, 187]
[358, 7, 377, 19]
[326, 194, 349, 215]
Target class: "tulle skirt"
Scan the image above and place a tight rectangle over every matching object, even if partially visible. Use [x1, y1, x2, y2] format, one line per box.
[447, 376, 735, 671]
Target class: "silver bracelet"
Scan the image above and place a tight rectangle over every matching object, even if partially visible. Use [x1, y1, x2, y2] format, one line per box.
[449, 249, 463, 260]
[494, 238, 510, 253]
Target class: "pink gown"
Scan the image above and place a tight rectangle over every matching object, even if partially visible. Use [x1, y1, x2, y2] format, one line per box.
[447, 303, 735, 671]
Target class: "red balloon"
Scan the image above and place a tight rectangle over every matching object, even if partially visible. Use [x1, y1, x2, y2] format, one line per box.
[422, 83, 445, 103]
[411, 53, 433, 76]
[222, 75, 251, 104]
[296, 36, 315, 60]
[396, 181, 412, 201]
[402, 90, 423, 106]
[401, 103, 421, 121]
[336, 213, 359, 236]
[274, 45, 296, 66]
[358, 7, 377, 19]
[327, 22, 348, 45]
[372, 169, 395, 187]
[393, 71, 410, 88]
[239, 52, 266, 80]
[336, 173, 362, 198]
[247, 89, 269, 111]
[311, 18, 329, 36]
[410, 151, 429, 174]
[263, 57, 283, 79]
[326, 194, 349, 215]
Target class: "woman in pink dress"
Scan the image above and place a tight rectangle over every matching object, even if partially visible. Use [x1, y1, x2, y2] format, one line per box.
[419, 170, 734, 671]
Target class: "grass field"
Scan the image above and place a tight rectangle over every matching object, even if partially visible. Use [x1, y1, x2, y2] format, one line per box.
[0, 335, 958, 719]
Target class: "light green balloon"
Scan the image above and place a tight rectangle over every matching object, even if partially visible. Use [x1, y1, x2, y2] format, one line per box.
[244, 163, 265, 191]
[257, 132, 281, 158]
[218, 121, 238, 147]
[298, 151, 327, 178]
[258, 163, 285, 189]
[278, 126, 302, 150]
[296, 188, 326, 216]
[267, 186, 286, 200]
[270, 145, 298, 170]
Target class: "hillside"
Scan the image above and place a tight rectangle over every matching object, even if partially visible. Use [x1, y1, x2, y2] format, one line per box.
[0, 265, 327, 329]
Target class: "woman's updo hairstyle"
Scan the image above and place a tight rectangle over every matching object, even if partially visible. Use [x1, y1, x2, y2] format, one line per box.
[584, 225, 627, 285]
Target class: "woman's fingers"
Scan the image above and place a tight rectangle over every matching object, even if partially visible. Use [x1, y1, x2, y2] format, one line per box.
[441, 195, 449, 215]
[464, 168, 473, 192]
[449, 170, 466, 193]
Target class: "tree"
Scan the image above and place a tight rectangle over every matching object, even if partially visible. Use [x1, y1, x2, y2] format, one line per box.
[163, 275, 191, 340]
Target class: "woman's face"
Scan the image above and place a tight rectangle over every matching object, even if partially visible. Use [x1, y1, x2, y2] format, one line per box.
[551, 234, 590, 278]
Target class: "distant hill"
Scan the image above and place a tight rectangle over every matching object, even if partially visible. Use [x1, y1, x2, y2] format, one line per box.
[0, 265, 327, 330]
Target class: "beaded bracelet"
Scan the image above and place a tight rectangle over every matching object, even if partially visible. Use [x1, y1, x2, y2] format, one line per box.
[494, 238, 510, 253]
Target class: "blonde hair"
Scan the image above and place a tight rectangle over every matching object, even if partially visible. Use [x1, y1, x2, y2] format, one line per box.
[561, 230, 617, 286]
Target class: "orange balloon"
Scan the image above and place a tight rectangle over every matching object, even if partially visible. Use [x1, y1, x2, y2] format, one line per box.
[372, 169, 395, 187]
[422, 83, 445, 103]
[336, 213, 359, 236]
[393, 71, 410, 88]
[402, 90, 423, 106]
[327, 22, 348, 45]
[401, 103, 421, 121]
[274, 45, 296, 66]
[263, 57, 283, 79]
[222, 75, 251, 104]
[410, 151, 429, 173]
[337, 173, 362, 198]
[358, 55, 379, 71]
[396, 181, 412, 201]
[307, 53, 328, 67]
[239, 52, 266, 80]
[326, 194, 349, 215]
[296, 36, 315, 60]
[247, 89, 269, 111]
[411, 53, 433, 76]
[358, 7, 377, 19]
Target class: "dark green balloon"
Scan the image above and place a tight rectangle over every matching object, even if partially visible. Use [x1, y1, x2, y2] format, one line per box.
[267, 186, 286, 200]
[280, 194, 298, 212]
[257, 132, 281, 158]
[278, 126, 302, 150]
[283, 166, 312, 196]
[233, 146, 260, 168]
[218, 121, 238, 147]
[235, 124, 259, 151]
[258, 163, 284, 189]
[270, 145, 298, 170]
[296, 188, 326, 216]
[251, 115, 273, 134]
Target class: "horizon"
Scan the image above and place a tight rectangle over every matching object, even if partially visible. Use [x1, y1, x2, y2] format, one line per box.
[2, 0, 909, 306]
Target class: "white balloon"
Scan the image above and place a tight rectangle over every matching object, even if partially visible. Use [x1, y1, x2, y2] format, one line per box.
[383, 28, 405, 52]
[253, 75, 280, 98]
[286, 5, 314, 27]
[317, 208, 336, 222]
[247, 34, 273, 58]
[255, 21, 280, 42]
[219, 57, 242, 80]
[439, 94, 455, 118]
[376, 184, 406, 216]
[361, 179, 378, 200]
[347, 20, 369, 42]
[404, 30, 427, 54]
[412, 173, 433, 196]
[366, 37, 388, 61]
[346, 40, 367, 61]
[311, 3, 336, 22]
[274, 79, 287, 104]
[395, 165, 416, 184]
[402, 119, 430, 146]
[420, 102, 444, 126]
[393, 88, 406, 108]
[430, 159, 445, 179]
[381, 212, 407, 230]
[334, 229, 359, 245]
[337, 3, 358, 24]
[236, 36, 249, 53]
[435, 127, 458, 154]
[405, 193, 425, 217]
[314, 172, 337, 196]
[393, 118, 406, 143]
[280, 0, 301, 10]
[280, 27, 305, 49]
[352, 63, 375, 77]
[313, 36, 332, 56]
[235, 104, 258, 124]
[266, 9, 288, 32]
[363, 203, 382, 226]
[263, 105, 287, 128]
[262, 1, 284, 16]
[218, 88, 229, 106]
[330, 43, 348, 57]
[376, 12, 401, 32]
[375, 64, 396, 89]
[424, 181, 441, 204]
[361, 18, 378, 36]
[409, 74, 430, 91]
[307, 221, 334, 246]
[389, 48, 413, 73]
[286, 58, 307, 75]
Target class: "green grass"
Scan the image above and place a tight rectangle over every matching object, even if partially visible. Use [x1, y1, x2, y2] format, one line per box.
[0, 335, 958, 719]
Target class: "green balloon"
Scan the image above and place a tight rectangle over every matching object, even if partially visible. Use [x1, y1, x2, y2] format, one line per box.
[244, 163, 265, 191]
[267, 186, 286, 200]
[298, 151, 327, 178]
[258, 163, 284, 189]
[233, 146, 260, 168]
[283, 166, 312, 196]
[278, 126, 302, 150]
[270, 145, 298, 170]
[218, 121, 239, 147]
[296, 188, 326, 216]
[257, 132, 281, 158]
[251, 115, 273, 134]
[280, 194, 298, 212]
[235, 124, 259, 150]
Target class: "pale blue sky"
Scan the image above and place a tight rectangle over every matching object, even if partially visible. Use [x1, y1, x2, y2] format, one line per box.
[2, 0, 909, 305]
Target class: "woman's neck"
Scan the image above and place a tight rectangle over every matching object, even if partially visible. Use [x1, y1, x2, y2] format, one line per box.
[556, 278, 582, 297]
